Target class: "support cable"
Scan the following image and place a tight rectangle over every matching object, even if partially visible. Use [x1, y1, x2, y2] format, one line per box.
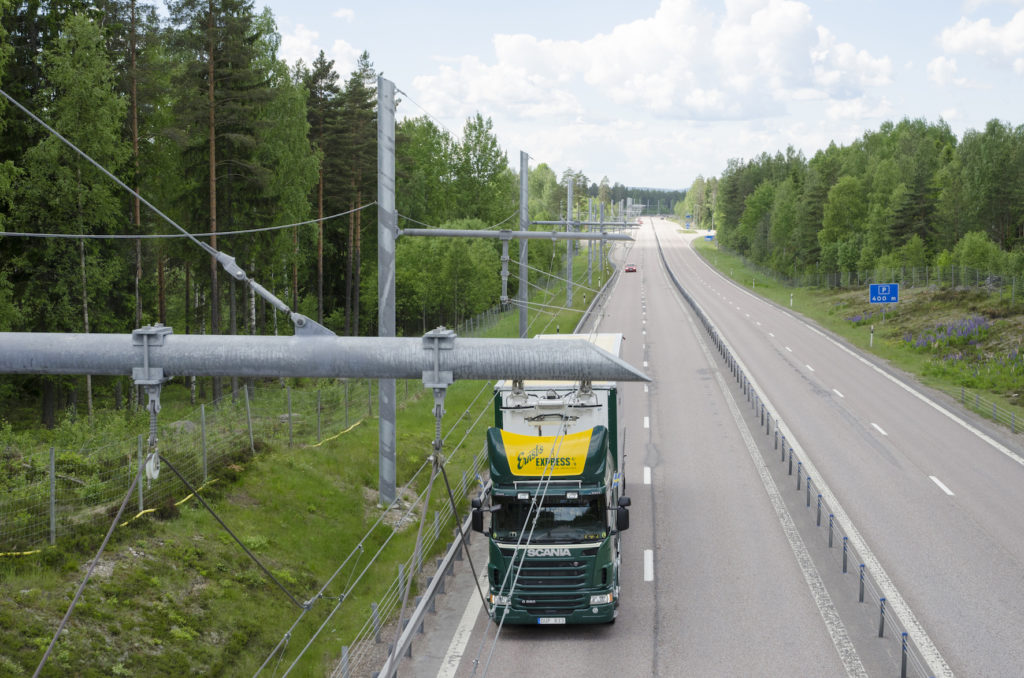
[0, 87, 330, 336]
[33, 460, 146, 678]
[158, 454, 305, 610]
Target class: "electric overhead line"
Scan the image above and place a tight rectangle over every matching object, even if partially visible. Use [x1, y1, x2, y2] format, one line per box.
[0, 86, 331, 335]
[0, 203, 377, 240]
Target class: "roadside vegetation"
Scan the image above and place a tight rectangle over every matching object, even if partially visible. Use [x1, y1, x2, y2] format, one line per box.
[693, 239, 1024, 421]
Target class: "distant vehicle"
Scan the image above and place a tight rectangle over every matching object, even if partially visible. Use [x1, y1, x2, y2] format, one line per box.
[624, 264, 637, 272]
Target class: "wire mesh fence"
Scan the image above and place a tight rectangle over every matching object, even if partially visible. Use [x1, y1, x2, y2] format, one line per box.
[0, 379, 418, 553]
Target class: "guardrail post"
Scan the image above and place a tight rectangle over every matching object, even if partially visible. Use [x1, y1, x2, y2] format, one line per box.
[340, 646, 350, 678]
[454, 528, 464, 561]
[774, 427, 778, 450]
[788, 448, 793, 475]
[806, 477, 811, 507]
[797, 462, 802, 490]
[201, 404, 208, 483]
[760, 404, 765, 428]
[436, 558, 447, 594]
[415, 595, 426, 630]
[842, 537, 848, 573]
[859, 564, 865, 602]
[49, 446, 56, 545]
[828, 514, 834, 547]
[901, 632, 908, 678]
[816, 494, 822, 525]
[878, 597, 886, 637]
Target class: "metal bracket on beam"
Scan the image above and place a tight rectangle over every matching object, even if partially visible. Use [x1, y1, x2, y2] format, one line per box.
[132, 324, 172, 480]
[422, 327, 455, 390]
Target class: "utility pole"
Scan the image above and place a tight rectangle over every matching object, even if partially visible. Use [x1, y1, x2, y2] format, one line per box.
[566, 179, 574, 308]
[519, 151, 529, 338]
[377, 76, 397, 506]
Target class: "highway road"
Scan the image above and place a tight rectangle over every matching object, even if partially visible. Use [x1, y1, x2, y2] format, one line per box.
[395, 217, 1024, 678]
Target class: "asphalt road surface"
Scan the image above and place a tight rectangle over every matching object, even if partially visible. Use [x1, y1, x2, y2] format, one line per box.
[393, 217, 1024, 678]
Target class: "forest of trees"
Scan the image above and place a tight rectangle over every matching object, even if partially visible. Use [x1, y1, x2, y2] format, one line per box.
[682, 118, 1024, 284]
[0, 1, 672, 424]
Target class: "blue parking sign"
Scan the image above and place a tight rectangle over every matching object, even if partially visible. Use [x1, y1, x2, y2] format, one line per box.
[869, 283, 899, 303]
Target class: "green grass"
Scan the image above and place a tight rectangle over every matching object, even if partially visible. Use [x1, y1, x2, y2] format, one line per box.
[0, 253, 602, 676]
[692, 239, 1024, 417]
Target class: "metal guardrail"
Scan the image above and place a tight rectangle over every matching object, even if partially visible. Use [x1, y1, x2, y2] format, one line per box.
[656, 228, 940, 678]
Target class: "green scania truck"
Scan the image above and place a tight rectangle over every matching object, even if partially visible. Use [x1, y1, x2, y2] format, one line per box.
[471, 333, 631, 625]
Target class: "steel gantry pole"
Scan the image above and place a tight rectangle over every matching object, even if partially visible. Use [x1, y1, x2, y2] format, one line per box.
[519, 151, 529, 338]
[566, 179, 574, 309]
[377, 76, 398, 506]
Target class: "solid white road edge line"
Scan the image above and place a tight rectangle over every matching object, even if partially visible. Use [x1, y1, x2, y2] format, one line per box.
[929, 476, 955, 496]
[833, 389, 845, 398]
[872, 423, 888, 436]
[679, 290, 867, 678]
[438, 571, 489, 678]
[643, 549, 654, 582]
[806, 364, 815, 372]
[663, 235, 952, 677]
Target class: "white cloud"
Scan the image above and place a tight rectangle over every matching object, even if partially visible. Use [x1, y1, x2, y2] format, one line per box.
[927, 55, 969, 85]
[940, 10, 1024, 65]
[330, 39, 361, 75]
[825, 96, 892, 121]
[812, 27, 892, 97]
[333, 8, 355, 21]
[279, 24, 321, 67]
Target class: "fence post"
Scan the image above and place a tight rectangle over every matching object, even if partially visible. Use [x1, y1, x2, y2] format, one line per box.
[244, 387, 255, 454]
[287, 385, 293, 447]
[137, 434, 144, 512]
[49, 446, 56, 546]
[201, 404, 208, 483]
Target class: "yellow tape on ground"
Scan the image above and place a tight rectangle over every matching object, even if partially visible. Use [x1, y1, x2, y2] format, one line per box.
[119, 478, 220, 526]
[0, 548, 42, 557]
[309, 419, 363, 447]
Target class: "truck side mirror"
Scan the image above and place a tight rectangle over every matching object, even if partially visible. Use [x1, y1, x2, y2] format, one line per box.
[616, 505, 630, 532]
[471, 497, 484, 533]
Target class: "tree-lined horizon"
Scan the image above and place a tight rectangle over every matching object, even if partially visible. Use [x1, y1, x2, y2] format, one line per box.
[680, 117, 1024, 284]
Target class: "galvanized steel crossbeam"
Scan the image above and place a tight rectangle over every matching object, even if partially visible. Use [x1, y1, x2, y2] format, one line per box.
[397, 228, 633, 241]
[0, 331, 651, 382]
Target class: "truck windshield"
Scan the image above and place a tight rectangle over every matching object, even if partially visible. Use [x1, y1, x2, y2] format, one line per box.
[492, 495, 607, 543]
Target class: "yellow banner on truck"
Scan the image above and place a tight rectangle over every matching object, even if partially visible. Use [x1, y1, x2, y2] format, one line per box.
[500, 429, 593, 477]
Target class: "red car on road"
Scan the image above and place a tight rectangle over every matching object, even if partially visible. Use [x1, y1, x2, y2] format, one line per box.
[624, 263, 637, 272]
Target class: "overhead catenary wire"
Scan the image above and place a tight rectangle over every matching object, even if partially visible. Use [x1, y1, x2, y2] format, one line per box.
[0, 203, 377, 240]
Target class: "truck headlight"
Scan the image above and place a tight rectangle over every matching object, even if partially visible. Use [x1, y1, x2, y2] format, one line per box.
[491, 594, 510, 606]
[589, 593, 614, 605]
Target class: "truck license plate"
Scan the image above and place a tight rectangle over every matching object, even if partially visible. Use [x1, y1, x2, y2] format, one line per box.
[537, 617, 565, 625]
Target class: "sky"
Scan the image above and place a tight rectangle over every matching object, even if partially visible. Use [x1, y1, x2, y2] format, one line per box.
[259, 0, 1024, 191]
